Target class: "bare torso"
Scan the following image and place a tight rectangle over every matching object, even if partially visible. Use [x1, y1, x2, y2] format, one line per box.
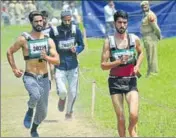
[22, 35, 48, 75]
[114, 33, 128, 49]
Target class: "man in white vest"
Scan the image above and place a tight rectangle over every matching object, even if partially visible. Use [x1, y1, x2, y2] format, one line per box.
[104, 0, 116, 36]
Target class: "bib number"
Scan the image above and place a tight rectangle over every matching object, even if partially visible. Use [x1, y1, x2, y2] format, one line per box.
[59, 38, 75, 50]
[112, 49, 135, 63]
[28, 40, 49, 58]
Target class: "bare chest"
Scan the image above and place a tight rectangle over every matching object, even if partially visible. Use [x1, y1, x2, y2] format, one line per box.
[115, 38, 128, 49]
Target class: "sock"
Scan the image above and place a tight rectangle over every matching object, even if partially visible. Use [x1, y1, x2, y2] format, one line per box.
[27, 108, 33, 117]
[31, 123, 39, 132]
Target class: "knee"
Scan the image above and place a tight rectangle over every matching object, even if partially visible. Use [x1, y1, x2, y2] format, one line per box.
[31, 94, 41, 102]
[69, 90, 77, 97]
[58, 91, 67, 99]
[130, 112, 138, 121]
[117, 112, 125, 123]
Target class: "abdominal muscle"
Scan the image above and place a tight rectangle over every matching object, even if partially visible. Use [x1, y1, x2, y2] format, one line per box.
[25, 59, 48, 75]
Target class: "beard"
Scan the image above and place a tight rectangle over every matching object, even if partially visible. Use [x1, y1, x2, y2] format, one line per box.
[61, 22, 71, 28]
[143, 7, 150, 14]
[116, 27, 126, 34]
[43, 22, 47, 28]
[33, 25, 43, 32]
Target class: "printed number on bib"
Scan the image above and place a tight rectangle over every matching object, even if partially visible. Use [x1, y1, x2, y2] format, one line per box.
[59, 38, 75, 50]
[112, 49, 135, 62]
[29, 41, 48, 55]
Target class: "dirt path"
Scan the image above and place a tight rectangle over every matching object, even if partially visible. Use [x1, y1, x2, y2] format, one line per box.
[1, 60, 115, 137]
[39, 91, 114, 137]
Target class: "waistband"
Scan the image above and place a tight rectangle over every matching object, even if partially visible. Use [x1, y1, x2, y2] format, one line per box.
[109, 75, 136, 79]
[24, 72, 48, 78]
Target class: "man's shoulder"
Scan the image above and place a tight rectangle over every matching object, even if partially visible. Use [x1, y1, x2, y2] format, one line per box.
[50, 25, 60, 32]
[149, 10, 156, 14]
[104, 5, 109, 10]
[128, 33, 140, 41]
[14, 34, 27, 46]
[128, 33, 137, 37]
[76, 27, 81, 32]
[56, 25, 64, 31]
[21, 32, 31, 40]
[148, 10, 156, 22]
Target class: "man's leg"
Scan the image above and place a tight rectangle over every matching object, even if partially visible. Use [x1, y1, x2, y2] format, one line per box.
[143, 39, 151, 77]
[144, 38, 154, 77]
[110, 21, 115, 34]
[31, 77, 50, 137]
[23, 75, 41, 129]
[105, 22, 111, 36]
[125, 90, 139, 137]
[66, 67, 79, 119]
[111, 94, 126, 137]
[55, 69, 68, 112]
[150, 39, 158, 74]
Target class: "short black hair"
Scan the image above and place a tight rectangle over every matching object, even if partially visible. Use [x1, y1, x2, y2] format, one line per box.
[41, 10, 49, 18]
[114, 10, 128, 22]
[28, 11, 43, 22]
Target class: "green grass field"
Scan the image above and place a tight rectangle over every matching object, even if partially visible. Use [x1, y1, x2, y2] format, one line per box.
[1, 25, 176, 137]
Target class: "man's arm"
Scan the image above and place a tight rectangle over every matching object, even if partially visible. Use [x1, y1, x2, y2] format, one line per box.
[41, 38, 60, 65]
[71, 29, 85, 54]
[148, 13, 161, 40]
[134, 38, 144, 74]
[101, 38, 123, 70]
[7, 36, 25, 77]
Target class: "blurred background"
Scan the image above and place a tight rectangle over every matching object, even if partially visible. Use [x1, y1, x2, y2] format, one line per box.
[1, 0, 176, 38]
[1, 0, 82, 27]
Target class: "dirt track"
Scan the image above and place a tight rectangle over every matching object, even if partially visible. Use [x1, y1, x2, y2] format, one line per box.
[1, 59, 115, 137]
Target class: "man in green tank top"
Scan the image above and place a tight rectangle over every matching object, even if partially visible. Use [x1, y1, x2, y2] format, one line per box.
[140, 1, 161, 77]
[7, 11, 59, 137]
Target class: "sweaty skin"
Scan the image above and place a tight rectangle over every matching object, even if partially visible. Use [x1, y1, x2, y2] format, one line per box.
[7, 15, 59, 77]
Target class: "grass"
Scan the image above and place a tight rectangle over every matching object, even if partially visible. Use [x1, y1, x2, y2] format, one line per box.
[77, 37, 176, 136]
[1, 24, 176, 137]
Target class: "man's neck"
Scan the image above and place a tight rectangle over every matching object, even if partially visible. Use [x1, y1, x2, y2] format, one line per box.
[144, 10, 150, 16]
[31, 30, 43, 39]
[115, 32, 127, 40]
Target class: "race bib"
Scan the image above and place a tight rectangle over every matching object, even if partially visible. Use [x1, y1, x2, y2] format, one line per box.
[28, 39, 49, 58]
[112, 49, 135, 63]
[59, 38, 75, 50]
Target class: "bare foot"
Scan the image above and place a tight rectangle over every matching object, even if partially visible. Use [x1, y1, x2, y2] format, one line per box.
[128, 126, 138, 137]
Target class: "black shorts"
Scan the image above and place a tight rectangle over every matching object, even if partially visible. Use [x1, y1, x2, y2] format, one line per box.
[108, 76, 138, 95]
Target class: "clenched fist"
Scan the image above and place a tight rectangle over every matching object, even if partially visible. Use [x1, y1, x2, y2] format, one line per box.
[13, 68, 23, 78]
[40, 49, 48, 59]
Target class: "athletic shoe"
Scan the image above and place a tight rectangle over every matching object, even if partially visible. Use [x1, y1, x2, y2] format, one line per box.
[23, 112, 32, 129]
[65, 112, 73, 120]
[30, 131, 39, 137]
[58, 98, 66, 112]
